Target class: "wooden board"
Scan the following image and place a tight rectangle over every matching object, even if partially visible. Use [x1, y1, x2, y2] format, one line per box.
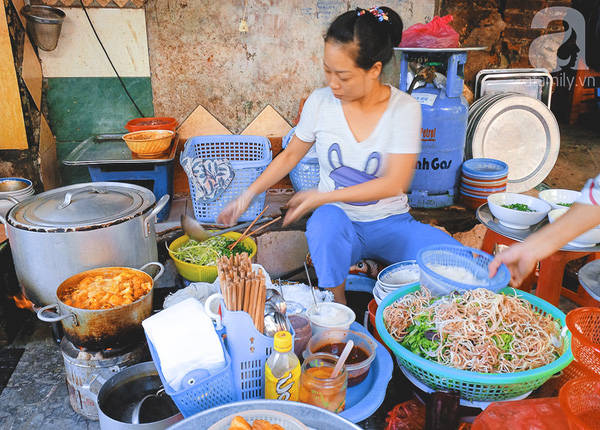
[0, 4, 27, 150]
[10, 0, 26, 28]
[241, 105, 291, 140]
[39, 115, 59, 190]
[22, 35, 42, 110]
[173, 104, 231, 195]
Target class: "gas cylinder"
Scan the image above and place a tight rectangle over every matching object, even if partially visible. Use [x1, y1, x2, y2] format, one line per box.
[398, 49, 469, 208]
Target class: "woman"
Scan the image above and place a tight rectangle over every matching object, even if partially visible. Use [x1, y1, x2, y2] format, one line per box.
[218, 7, 459, 303]
[489, 174, 600, 286]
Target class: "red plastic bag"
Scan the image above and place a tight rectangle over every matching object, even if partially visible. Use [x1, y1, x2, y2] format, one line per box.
[399, 15, 460, 48]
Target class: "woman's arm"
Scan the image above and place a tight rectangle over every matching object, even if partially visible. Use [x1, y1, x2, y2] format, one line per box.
[217, 135, 313, 225]
[283, 152, 417, 225]
[489, 203, 600, 285]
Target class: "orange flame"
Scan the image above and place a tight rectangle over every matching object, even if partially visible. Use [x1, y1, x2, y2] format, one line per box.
[12, 293, 35, 310]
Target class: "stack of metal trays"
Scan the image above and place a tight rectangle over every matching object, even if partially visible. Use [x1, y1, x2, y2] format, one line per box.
[465, 93, 560, 193]
[475, 68, 553, 108]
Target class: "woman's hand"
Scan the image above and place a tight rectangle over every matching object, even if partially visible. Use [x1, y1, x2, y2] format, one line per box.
[216, 190, 255, 226]
[488, 242, 538, 287]
[283, 190, 326, 226]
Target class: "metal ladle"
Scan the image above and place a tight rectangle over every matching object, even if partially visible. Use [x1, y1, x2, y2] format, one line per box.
[304, 261, 320, 315]
[131, 387, 166, 424]
[180, 214, 271, 242]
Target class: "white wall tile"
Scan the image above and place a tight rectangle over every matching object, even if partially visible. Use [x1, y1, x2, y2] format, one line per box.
[39, 8, 149, 78]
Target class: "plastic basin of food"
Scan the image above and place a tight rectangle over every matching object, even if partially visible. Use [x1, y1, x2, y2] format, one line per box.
[487, 192, 551, 229]
[168, 232, 257, 282]
[306, 303, 355, 337]
[538, 189, 582, 211]
[548, 209, 600, 247]
[125, 117, 178, 132]
[122, 129, 174, 157]
[304, 328, 377, 387]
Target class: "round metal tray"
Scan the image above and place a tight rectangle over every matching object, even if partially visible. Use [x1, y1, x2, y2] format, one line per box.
[169, 400, 362, 430]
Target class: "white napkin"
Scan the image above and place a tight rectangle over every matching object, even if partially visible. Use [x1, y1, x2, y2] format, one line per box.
[143, 298, 225, 391]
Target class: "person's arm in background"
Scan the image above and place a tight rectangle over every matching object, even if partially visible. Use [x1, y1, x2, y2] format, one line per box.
[216, 135, 312, 225]
[489, 175, 600, 286]
[283, 152, 417, 225]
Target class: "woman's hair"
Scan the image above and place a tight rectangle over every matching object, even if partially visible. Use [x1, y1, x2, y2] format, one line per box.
[325, 7, 403, 70]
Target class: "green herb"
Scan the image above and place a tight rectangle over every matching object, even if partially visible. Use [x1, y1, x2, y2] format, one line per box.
[400, 314, 440, 358]
[492, 333, 514, 351]
[501, 203, 535, 212]
[557, 202, 572, 207]
[172, 236, 252, 266]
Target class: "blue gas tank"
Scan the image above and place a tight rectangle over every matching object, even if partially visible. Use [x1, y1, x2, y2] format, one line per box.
[398, 49, 469, 208]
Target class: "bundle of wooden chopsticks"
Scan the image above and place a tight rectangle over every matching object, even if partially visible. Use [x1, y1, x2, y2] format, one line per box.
[227, 206, 281, 251]
[217, 252, 266, 333]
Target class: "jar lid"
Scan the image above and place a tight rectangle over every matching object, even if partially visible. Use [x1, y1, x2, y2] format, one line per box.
[8, 182, 155, 231]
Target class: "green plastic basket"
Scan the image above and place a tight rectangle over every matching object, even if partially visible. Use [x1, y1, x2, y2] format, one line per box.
[375, 285, 573, 401]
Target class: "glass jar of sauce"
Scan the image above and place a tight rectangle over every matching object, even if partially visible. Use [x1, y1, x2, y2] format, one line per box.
[299, 353, 347, 413]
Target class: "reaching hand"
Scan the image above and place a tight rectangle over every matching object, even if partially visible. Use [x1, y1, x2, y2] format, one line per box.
[488, 242, 538, 287]
[216, 190, 255, 226]
[283, 190, 325, 226]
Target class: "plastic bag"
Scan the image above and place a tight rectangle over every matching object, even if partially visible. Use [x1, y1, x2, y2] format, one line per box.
[400, 15, 460, 49]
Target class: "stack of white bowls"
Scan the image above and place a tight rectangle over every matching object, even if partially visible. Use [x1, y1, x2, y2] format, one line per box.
[0, 177, 34, 217]
[374, 260, 421, 305]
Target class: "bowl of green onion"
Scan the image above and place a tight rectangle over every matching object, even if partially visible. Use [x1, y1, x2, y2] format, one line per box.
[168, 232, 256, 282]
[487, 192, 551, 230]
[538, 189, 581, 210]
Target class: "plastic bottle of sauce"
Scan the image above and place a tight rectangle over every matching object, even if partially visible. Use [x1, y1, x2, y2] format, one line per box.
[265, 331, 300, 401]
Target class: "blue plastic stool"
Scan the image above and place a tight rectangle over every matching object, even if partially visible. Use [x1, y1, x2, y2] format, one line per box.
[87, 162, 173, 222]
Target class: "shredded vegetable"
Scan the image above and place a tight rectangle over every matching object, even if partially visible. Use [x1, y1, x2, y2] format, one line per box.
[558, 202, 572, 207]
[383, 287, 562, 373]
[172, 236, 252, 266]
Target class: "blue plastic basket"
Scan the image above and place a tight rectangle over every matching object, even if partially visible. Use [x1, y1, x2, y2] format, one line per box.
[417, 245, 511, 296]
[181, 135, 272, 222]
[221, 303, 295, 401]
[376, 285, 573, 401]
[146, 332, 237, 417]
[282, 128, 320, 192]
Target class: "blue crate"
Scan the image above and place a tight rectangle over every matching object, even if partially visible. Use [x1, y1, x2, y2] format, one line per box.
[282, 128, 320, 192]
[87, 162, 173, 222]
[182, 135, 272, 223]
[147, 332, 237, 418]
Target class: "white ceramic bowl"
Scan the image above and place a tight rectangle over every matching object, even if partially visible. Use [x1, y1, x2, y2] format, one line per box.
[548, 208, 600, 247]
[487, 192, 551, 229]
[538, 189, 582, 210]
[306, 302, 355, 337]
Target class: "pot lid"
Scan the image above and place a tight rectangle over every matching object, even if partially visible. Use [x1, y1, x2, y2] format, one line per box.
[8, 182, 155, 231]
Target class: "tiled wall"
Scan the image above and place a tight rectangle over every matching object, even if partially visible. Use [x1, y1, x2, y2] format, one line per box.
[40, 7, 153, 184]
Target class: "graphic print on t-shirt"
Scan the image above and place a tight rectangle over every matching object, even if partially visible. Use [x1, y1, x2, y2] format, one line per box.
[327, 143, 382, 206]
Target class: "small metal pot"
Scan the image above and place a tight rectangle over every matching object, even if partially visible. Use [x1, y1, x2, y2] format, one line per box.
[86, 361, 182, 429]
[37, 262, 163, 350]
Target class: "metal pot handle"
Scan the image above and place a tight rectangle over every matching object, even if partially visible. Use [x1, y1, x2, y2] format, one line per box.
[0, 195, 20, 226]
[58, 187, 107, 209]
[80, 373, 109, 404]
[143, 195, 170, 238]
[139, 262, 164, 282]
[37, 304, 77, 324]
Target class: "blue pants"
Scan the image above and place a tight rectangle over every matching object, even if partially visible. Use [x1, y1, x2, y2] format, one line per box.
[305, 205, 461, 288]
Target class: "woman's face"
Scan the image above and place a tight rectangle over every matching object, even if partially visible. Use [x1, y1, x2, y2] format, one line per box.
[323, 41, 379, 102]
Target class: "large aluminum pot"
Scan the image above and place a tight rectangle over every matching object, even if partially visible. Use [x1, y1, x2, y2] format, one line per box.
[85, 361, 183, 429]
[37, 262, 163, 350]
[0, 182, 169, 306]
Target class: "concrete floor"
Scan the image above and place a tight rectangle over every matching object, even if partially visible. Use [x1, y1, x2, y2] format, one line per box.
[0, 121, 598, 429]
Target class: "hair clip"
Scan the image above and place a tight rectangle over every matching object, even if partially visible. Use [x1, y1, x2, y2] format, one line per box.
[356, 7, 389, 22]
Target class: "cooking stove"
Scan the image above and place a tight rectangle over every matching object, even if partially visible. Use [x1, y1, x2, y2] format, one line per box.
[60, 337, 148, 420]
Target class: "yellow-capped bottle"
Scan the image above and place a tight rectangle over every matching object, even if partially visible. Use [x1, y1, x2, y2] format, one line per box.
[265, 331, 300, 401]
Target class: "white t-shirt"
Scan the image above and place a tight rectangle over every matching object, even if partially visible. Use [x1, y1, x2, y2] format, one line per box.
[294, 85, 422, 222]
[578, 174, 600, 205]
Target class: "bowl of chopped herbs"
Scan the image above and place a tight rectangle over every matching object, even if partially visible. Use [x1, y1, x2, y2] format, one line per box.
[487, 192, 551, 229]
[538, 189, 582, 210]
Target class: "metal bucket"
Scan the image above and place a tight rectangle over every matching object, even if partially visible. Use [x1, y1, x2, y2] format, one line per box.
[21, 5, 65, 51]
